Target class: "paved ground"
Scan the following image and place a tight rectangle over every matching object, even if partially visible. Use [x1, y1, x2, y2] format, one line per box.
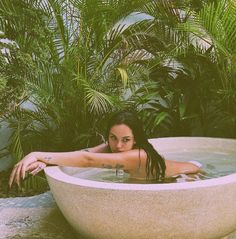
[0, 191, 79, 239]
[1, 191, 236, 239]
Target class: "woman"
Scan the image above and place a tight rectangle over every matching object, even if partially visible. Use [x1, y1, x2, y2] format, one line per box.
[9, 111, 201, 187]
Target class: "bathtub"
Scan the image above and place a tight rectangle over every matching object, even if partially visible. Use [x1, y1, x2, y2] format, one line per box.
[44, 137, 236, 239]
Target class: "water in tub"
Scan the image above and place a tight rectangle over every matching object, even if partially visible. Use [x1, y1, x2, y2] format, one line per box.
[72, 149, 236, 184]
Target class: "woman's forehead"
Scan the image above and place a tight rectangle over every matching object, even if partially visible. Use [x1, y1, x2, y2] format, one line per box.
[109, 124, 133, 136]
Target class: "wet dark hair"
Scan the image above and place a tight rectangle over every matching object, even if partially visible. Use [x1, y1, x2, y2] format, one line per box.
[106, 111, 166, 181]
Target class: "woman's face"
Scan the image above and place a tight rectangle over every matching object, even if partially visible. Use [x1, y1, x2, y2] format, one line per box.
[108, 124, 136, 153]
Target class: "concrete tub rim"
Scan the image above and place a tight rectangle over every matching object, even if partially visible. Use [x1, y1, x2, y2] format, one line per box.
[44, 137, 236, 191]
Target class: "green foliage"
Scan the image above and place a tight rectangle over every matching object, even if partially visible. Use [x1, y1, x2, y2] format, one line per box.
[1, 0, 151, 162]
[0, 37, 34, 117]
[128, 0, 236, 138]
[177, 0, 236, 137]
[1, 0, 236, 193]
[0, 74, 7, 93]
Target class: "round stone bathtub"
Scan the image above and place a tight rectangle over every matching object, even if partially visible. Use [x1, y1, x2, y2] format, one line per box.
[44, 137, 236, 239]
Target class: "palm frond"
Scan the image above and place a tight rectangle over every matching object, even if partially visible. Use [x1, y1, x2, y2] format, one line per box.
[83, 80, 114, 115]
[9, 122, 24, 163]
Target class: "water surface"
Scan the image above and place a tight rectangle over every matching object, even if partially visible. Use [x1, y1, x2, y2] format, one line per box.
[74, 150, 236, 184]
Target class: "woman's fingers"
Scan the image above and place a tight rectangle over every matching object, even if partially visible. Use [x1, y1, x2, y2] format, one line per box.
[9, 164, 18, 188]
[26, 162, 46, 176]
[15, 163, 23, 186]
[9, 156, 44, 188]
[21, 163, 28, 180]
[8, 153, 39, 187]
[8, 163, 31, 188]
[30, 166, 43, 176]
[20, 155, 35, 179]
[26, 163, 38, 172]
[8, 163, 23, 188]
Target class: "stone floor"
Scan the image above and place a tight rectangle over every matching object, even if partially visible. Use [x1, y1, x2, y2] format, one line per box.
[0, 191, 78, 239]
[1, 191, 236, 239]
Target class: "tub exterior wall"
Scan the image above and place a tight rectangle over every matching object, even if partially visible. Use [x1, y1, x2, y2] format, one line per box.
[46, 175, 236, 239]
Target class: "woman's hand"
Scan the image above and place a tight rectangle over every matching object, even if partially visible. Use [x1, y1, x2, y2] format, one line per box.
[26, 161, 47, 176]
[8, 152, 41, 187]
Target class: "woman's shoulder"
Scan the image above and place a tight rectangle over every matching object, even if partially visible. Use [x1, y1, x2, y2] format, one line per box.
[165, 159, 201, 177]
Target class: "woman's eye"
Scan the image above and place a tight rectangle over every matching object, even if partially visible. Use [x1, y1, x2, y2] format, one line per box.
[110, 135, 116, 140]
[123, 138, 130, 143]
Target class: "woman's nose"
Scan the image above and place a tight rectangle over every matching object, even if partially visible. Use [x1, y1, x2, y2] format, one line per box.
[116, 140, 123, 149]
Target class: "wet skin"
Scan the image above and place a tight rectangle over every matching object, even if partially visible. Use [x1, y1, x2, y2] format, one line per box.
[9, 124, 201, 187]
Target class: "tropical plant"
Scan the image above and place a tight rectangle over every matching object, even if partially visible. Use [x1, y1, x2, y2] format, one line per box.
[177, 0, 236, 137]
[1, 0, 236, 194]
[122, 0, 196, 137]
[0, 33, 33, 118]
[0, 0, 154, 192]
[126, 0, 236, 138]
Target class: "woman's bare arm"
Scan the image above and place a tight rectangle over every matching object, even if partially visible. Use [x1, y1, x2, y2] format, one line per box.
[9, 144, 201, 187]
[165, 160, 201, 177]
[9, 143, 108, 187]
[39, 149, 146, 171]
[9, 148, 146, 187]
